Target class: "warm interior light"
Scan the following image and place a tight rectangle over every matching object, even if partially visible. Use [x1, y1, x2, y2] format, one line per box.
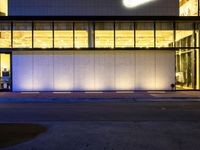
[75, 31, 88, 48]
[176, 30, 193, 42]
[115, 30, 134, 47]
[156, 30, 173, 47]
[0, 30, 11, 48]
[179, 0, 198, 16]
[54, 31, 73, 48]
[136, 30, 154, 47]
[196, 41, 200, 89]
[0, 0, 8, 16]
[34, 31, 53, 48]
[123, 0, 156, 8]
[1, 54, 10, 77]
[13, 31, 32, 48]
[95, 30, 114, 48]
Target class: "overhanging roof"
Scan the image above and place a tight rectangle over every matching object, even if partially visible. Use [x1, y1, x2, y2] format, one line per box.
[0, 16, 200, 21]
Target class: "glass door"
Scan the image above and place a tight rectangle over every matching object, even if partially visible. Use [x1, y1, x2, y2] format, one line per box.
[0, 53, 10, 91]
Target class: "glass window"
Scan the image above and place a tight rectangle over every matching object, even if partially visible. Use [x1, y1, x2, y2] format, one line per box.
[199, 0, 200, 16]
[195, 22, 200, 89]
[0, 0, 8, 16]
[156, 22, 174, 47]
[0, 53, 10, 76]
[13, 22, 32, 48]
[74, 22, 89, 48]
[176, 49, 195, 90]
[54, 22, 73, 48]
[95, 22, 114, 48]
[34, 22, 53, 48]
[0, 22, 11, 48]
[115, 22, 134, 48]
[196, 22, 200, 48]
[180, 0, 198, 16]
[0, 53, 11, 90]
[176, 22, 194, 47]
[135, 22, 154, 48]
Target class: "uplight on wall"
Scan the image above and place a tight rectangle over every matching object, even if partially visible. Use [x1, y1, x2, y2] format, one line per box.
[123, 0, 156, 8]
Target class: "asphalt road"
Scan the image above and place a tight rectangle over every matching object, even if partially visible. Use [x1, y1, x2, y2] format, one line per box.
[1, 100, 200, 150]
[0, 101, 200, 122]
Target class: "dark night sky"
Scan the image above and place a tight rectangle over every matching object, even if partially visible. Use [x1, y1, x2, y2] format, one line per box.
[9, 0, 179, 16]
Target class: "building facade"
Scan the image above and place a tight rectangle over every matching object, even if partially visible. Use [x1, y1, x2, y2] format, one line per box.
[0, 0, 199, 91]
[8, 0, 178, 16]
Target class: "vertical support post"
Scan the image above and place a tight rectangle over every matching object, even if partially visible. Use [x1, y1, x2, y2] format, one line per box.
[114, 21, 116, 49]
[10, 52, 13, 92]
[154, 21, 156, 48]
[194, 22, 197, 89]
[173, 21, 177, 90]
[32, 21, 34, 48]
[88, 22, 94, 48]
[93, 21, 96, 49]
[52, 21, 54, 49]
[73, 22, 75, 48]
[134, 22, 136, 48]
[173, 21, 176, 48]
[11, 21, 13, 48]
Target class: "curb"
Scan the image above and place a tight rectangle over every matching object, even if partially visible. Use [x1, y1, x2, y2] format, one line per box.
[0, 97, 200, 102]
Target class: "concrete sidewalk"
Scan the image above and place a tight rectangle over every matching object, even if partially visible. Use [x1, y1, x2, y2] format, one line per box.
[3, 121, 200, 150]
[0, 91, 199, 101]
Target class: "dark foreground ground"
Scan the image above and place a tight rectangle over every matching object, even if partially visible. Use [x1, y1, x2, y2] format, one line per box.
[0, 123, 47, 148]
[1, 101, 200, 150]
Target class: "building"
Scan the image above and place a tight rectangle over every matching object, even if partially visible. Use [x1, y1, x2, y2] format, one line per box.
[0, 0, 199, 91]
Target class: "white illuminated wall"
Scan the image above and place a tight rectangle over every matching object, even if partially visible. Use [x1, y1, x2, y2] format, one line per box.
[12, 50, 175, 91]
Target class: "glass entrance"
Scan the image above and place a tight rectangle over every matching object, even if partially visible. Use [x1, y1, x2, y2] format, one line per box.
[176, 49, 196, 90]
[0, 53, 10, 91]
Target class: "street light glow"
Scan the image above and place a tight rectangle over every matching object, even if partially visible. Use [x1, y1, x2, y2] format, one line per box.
[123, 0, 156, 8]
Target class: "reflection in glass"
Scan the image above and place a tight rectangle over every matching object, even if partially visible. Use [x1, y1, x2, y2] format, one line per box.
[115, 22, 134, 48]
[176, 49, 195, 90]
[13, 22, 32, 48]
[54, 22, 73, 48]
[95, 22, 114, 48]
[156, 22, 174, 47]
[135, 22, 154, 48]
[176, 22, 194, 47]
[0, 22, 11, 48]
[34, 22, 53, 48]
[195, 23, 200, 89]
[75, 22, 89, 48]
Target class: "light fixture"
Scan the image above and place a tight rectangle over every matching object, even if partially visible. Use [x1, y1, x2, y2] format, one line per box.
[123, 0, 156, 8]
